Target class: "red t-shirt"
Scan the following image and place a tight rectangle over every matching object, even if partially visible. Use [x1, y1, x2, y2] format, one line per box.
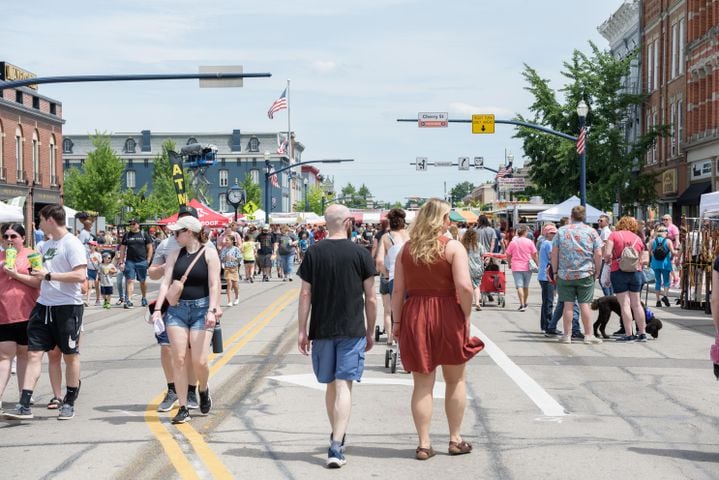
[608, 230, 644, 272]
[0, 248, 40, 324]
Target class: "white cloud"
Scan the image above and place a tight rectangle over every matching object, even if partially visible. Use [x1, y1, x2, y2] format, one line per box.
[449, 103, 515, 118]
[311, 60, 338, 74]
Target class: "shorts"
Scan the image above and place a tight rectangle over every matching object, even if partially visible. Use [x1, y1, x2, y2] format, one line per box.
[124, 260, 148, 282]
[654, 268, 671, 291]
[557, 276, 595, 304]
[155, 318, 170, 345]
[279, 254, 294, 274]
[27, 304, 84, 354]
[257, 254, 272, 269]
[0, 321, 29, 345]
[512, 270, 532, 289]
[100, 286, 113, 295]
[379, 276, 391, 295]
[611, 270, 643, 294]
[165, 296, 211, 331]
[224, 266, 240, 282]
[87, 269, 98, 281]
[243, 259, 255, 264]
[311, 336, 367, 384]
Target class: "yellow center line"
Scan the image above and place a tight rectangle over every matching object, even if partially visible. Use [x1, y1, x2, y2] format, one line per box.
[144, 287, 299, 479]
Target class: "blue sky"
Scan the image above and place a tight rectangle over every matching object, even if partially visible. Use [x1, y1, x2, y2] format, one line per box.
[3, 0, 626, 204]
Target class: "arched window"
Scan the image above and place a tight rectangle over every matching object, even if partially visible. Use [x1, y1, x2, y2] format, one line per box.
[186, 137, 198, 145]
[49, 134, 57, 185]
[32, 129, 40, 183]
[248, 136, 260, 152]
[15, 126, 24, 182]
[124, 138, 136, 153]
[62, 138, 73, 154]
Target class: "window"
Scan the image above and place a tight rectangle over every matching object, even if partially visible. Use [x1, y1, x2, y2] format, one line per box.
[15, 126, 23, 180]
[677, 98, 683, 153]
[50, 103, 56, 115]
[647, 42, 653, 91]
[32, 96, 40, 109]
[186, 137, 198, 145]
[219, 169, 229, 187]
[144, 158, 149, 167]
[236, 158, 241, 166]
[126, 170, 136, 189]
[250, 169, 260, 184]
[653, 39, 659, 90]
[671, 23, 678, 79]
[15, 91, 22, 104]
[670, 102, 676, 157]
[248, 136, 260, 152]
[679, 19, 685, 74]
[32, 130, 39, 183]
[49, 135, 57, 185]
[62, 138, 73, 154]
[124, 138, 136, 153]
[218, 194, 228, 213]
[652, 112, 658, 164]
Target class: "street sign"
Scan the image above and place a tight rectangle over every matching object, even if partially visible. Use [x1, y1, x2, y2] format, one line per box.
[472, 114, 495, 134]
[199, 65, 244, 88]
[418, 112, 448, 128]
[474, 156, 484, 168]
[458, 157, 470, 170]
[416, 157, 428, 171]
[434, 161, 453, 167]
[243, 200, 259, 214]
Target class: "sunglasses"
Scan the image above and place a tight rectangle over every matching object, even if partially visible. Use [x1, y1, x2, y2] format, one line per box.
[174, 228, 188, 237]
[3, 234, 18, 239]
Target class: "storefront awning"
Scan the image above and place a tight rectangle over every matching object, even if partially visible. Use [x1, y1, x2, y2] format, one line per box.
[677, 182, 711, 206]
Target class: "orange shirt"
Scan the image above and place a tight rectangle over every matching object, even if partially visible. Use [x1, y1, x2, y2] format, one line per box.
[0, 248, 40, 324]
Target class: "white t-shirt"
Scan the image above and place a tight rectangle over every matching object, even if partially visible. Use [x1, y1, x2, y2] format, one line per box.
[38, 233, 87, 306]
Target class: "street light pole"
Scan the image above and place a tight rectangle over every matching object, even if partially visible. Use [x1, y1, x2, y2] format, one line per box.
[304, 177, 309, 212]
[263, 151, 271, 225]
[577, 99, 589, 207]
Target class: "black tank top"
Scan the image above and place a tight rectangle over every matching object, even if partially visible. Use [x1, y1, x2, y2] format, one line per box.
[172, 247, 210, 300]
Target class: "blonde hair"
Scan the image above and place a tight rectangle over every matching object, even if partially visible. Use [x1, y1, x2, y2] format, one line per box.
[409, 198, 450, 265]
[615, 216, 638, 234]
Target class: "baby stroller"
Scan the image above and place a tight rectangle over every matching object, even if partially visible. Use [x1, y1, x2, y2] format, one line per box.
[480, 253, 507, 308]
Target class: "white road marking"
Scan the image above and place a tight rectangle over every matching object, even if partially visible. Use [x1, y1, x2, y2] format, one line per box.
[471, 325, 568, 417]
[268, 373, 472, 399]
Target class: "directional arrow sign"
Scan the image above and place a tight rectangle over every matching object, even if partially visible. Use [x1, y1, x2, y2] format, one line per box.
[458, 157, 470, 170]
[472, 114, 495, 134]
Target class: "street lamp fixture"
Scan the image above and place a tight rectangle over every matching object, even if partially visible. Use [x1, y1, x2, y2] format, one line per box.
[303, 177, 310, 212]
[577, 99, 588, 207]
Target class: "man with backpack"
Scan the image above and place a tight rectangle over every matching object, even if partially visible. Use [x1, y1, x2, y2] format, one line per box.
[649, 225, 677, 308]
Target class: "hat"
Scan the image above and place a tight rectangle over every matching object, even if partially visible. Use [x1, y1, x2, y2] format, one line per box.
[178, 204, 199, 218]
[542, 224, 558, 236]
[102, 252, 112, 258]
[168, 216, 202, 233]
[129, 218, 139, 224]
[149, 227, 156, 233]
[656, 226, 668, 233]
[88, 240, 98, 246]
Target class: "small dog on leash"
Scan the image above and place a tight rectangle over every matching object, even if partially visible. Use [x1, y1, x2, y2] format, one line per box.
[590, 295, 663, 339]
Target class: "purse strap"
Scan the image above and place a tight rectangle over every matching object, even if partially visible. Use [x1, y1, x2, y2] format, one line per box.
[179, 246, 207, 284]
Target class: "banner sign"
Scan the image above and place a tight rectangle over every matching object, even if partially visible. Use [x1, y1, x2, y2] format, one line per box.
[168, 151, 188, 206]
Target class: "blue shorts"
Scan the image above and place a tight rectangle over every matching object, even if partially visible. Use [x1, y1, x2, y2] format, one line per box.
[311, 337, 366, 384]
[280, 254, 294, 275]
[124, 260, 148, 282]
[165, 296, 210, 331]
[610, 270, 643, 294]
[512, 270, 532, 288]
[87, 269, 98, 280]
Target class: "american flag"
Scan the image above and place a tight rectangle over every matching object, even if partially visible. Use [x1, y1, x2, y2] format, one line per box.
[277, 136, 288, 155]
[496, 162, 513, 179]
[267, 88, 287, 119]
[269, 167, 280, 188]
[576, 126, 586, 155]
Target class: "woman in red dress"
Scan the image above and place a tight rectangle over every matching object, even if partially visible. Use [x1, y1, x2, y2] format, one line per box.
[392, 199, 484, 460]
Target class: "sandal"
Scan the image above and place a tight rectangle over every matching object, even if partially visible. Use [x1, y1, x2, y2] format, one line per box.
[415, 446, 436, 460]
[474, 304, 482, 311]
[448, 440, 473, 456]
[47, 397, 62, 410]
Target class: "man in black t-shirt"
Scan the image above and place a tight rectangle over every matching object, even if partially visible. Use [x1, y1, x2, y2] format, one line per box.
[255, 224, 276, 282]
[118, 219, 153, 308]
[297, 204, 376, 468]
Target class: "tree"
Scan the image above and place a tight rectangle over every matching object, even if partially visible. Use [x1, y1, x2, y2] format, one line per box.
[292, 185, 325, 215]
[515, 42, 665, 211]
[450, 181, 475, 204]
[63, 132, 124, 219]
[146, 139, 197, 219]
[241, 172, 262, 207]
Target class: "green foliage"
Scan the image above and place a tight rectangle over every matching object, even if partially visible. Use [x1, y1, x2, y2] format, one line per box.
[338, 182, 373, 208]
[241, 173, 262, 207]
[119, 185, 157, 223]
[293, 186, 325, 215]
[450, 181, 475, 203]
[63, 132, 124, 219]
[146, 139, 197, 218]
[515, 42, 664, 211]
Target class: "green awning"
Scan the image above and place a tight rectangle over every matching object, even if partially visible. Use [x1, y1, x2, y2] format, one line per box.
[449, 211, 464, 222]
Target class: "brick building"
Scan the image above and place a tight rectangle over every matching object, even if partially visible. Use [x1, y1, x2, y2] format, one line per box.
[684, 0, 719, 210]
[0, 62, 64, 232]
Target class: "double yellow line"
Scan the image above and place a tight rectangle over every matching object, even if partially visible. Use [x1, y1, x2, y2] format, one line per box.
[144, 288, 298, 479]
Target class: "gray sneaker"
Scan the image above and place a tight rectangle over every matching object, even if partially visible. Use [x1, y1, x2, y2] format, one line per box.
[187, 390, 199, 410]
[58, 403, 75, 420]
[3, 404, 33, 420]
[157, 390, 179, 412]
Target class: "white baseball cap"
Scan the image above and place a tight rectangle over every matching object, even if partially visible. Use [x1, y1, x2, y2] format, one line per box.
[168, 216, 202, 233]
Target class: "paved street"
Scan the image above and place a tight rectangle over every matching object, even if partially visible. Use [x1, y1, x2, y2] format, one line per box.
[1, 273, 717, 480]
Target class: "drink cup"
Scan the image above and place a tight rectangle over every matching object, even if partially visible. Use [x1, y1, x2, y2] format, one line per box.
[27, 252, 43, 271]
[4, 247, 17, 270]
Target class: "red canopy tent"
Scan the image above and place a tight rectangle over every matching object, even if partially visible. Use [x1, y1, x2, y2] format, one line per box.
[158, 199, 229, 228]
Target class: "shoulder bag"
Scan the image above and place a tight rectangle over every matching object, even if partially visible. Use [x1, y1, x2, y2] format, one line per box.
[166, 246, 207, 306]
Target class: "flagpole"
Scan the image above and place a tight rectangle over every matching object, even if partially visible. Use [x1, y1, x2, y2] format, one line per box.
[286, 78, 294, 211]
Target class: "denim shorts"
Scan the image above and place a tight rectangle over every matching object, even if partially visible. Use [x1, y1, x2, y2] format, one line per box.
[87, 269, 98, 280]
[124, 260, 148, 282]
[512, 270, 532, 289]
[280, 254, 294, 274]
[165, 296, 211, 331]
[610, 270, 643, 294]
[311, 336, 367, 384]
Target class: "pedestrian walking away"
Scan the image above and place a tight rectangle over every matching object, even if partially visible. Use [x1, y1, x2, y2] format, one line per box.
[4, 204, 87, 421]
[537, 223, 557, 333]
[505, 225, 538, 311]
[391, 198, 484, 461]
[118, 219, 153, 308]
[297, 204, 377, 469]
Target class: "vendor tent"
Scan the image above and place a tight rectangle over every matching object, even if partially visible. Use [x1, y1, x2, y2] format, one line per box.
[537, 196, 605, 224]
[0, 201, 24, 223]
[449, 211, 465, 223]
[159, 199, 229, 228]
[699, 191, 719, 217]
[458, 210, 478, 223]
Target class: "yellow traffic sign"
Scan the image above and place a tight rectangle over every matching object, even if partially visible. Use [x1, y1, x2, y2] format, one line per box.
[243, 200, 258, 214]
[472, 114, 495, 134]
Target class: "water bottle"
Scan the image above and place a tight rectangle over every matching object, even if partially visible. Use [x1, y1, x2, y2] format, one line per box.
[212, 322, 223, 354]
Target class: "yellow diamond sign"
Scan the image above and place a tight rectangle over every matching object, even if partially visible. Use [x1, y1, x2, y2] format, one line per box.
[243, 200, 258, 214]
[472, 114, 495, 134]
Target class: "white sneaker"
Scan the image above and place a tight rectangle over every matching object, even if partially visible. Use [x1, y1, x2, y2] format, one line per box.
[233, 298, 240, 305]
[584, 335, 603, 345]
[559, 335, 572, 344]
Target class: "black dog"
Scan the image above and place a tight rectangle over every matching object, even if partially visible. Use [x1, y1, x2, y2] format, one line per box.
[591, 295, 663, 339]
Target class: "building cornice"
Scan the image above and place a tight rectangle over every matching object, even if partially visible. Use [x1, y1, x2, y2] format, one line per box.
[0, 97, 65, 125]
[598, 0, 640, 44]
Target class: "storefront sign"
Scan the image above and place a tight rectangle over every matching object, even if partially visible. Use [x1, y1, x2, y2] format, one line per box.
[0, 62, 38, 90]
[33, 189, 61, 204]
[0, 185, 28, 200]
[662, 168, 677, 195]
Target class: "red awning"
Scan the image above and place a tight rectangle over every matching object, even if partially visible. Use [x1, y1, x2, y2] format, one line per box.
[158, 199, 229, 228]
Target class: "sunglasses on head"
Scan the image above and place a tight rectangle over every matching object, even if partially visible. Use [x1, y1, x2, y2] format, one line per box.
[3, 234, 18, 240]
[174, 228, 188, 237]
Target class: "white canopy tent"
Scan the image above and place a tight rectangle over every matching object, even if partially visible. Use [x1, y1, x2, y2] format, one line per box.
[536, 196, 606, 224]
[699, 191, 719, 218]
[0, 201, 24, 223]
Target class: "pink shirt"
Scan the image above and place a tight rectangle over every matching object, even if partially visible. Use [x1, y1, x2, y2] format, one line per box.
[505, 236, 537, 272]
[0, 248, 40, 324]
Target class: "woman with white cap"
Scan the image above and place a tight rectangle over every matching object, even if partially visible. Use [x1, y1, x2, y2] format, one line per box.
[152, 215, 222, 424]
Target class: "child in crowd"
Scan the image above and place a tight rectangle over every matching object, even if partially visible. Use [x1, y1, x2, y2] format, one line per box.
[98, 252, 117, 309]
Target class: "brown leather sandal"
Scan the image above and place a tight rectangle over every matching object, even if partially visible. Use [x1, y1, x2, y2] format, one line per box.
[415, 446, 436, 460]
[448, 440, 473, 455]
